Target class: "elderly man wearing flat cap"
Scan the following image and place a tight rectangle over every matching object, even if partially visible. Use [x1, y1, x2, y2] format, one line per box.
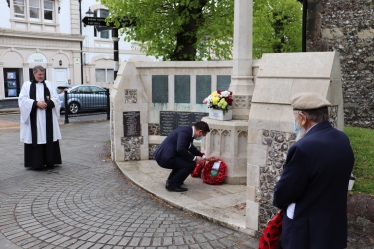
[273, 92, 354, 249]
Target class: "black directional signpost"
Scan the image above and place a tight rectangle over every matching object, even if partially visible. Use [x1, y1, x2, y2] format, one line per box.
[81, 16, 134, 79]
[82, 17, 111, 26]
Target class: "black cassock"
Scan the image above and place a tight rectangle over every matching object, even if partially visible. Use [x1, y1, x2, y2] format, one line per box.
[24, 80, 61, 170]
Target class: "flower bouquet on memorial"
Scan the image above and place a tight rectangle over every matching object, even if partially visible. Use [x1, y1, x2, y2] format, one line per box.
[203, 90, 233, 115]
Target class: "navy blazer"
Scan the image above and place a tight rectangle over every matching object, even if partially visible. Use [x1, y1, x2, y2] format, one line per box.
[273, 121, 354, 249]
[153, 126, 203, 166]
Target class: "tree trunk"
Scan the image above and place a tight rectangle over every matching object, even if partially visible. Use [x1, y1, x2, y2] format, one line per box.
[170, 0, 208, 61]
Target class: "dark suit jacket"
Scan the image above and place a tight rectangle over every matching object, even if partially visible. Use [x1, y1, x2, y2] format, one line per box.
[273, 121, 354, 249]
[153, 126, 203, 167]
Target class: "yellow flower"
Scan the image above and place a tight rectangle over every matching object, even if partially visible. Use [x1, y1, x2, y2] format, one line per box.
[210, 91, 218, 97]
[212, 96, 220, 105]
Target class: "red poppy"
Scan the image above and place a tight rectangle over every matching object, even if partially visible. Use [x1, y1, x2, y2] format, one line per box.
[258, 212, 282, 249]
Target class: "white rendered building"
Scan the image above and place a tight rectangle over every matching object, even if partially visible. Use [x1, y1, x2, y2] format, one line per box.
[0, 0, 153, 108]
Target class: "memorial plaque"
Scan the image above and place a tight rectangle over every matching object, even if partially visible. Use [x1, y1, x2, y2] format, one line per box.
[152, 75, 168, 103]
[160, 111, 176, 136]
[196, 75, 211, 104]
[176, 112, 192, 127]
[193, 112, 209, 123]
[217, 75, 231, 90]
[159, 111, 208, 136]
[123, 111, 141, 136]
[175, 75, 190, 103]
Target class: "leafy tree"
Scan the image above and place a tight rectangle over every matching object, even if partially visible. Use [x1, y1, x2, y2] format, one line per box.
[101, 0, 234, 61]
[253, 0, 302, 59]
[101, 0, 302, 61]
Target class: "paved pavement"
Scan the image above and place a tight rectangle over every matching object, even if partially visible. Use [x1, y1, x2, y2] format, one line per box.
[0, 114, 259, 249]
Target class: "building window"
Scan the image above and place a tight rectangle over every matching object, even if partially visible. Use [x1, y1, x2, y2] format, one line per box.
[94, 9, 111, 39]
[29, 0, 40, 19]
[43, 0, 53, 21]
[13, 0, 55, 22]
[14, 0, 25, 18]
[95, 69, 114, 82]
[3, 68, 24, 98]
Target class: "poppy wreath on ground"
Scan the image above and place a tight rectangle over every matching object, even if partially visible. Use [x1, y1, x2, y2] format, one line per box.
[201, 159, 228, 185]
[258, 212, 283, 249]
[191, 153, 206, 177]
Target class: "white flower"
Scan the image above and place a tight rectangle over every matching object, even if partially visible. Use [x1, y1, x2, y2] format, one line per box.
[220, 91, 230, 97]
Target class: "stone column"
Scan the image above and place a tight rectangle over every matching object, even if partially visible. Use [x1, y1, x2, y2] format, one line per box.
[229, 0, 254, 120]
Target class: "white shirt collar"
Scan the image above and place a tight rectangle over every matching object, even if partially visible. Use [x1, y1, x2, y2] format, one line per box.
[192, 126, 195, 138]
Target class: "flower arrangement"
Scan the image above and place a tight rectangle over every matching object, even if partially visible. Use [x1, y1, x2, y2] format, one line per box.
[203, 90, 233, 114]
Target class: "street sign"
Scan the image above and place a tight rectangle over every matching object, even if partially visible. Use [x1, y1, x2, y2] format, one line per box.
[82, 17, 135, 28]
[82, 17, 114, 27]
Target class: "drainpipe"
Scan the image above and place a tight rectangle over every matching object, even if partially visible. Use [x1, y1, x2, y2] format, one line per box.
[79, 0, 84, 84]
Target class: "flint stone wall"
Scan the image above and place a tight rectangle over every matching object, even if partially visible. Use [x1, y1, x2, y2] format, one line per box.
[346, 192, 374, 248]
[308, 0, 374, 128]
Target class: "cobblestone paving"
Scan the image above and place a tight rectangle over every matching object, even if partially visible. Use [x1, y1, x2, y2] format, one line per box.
[0, 119, 258, 249]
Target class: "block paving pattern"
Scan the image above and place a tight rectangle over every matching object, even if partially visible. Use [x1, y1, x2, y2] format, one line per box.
[0, 119, 258, 249]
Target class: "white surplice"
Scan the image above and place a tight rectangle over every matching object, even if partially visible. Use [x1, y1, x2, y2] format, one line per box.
[18, 81, 62, 144]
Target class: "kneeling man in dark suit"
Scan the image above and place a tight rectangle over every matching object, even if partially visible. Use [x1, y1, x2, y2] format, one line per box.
[273, 92, 354, 249]
[153, 121, 216, 192]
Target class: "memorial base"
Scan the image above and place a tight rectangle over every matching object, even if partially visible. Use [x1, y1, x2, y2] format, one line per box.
[201, 117, 248, 185]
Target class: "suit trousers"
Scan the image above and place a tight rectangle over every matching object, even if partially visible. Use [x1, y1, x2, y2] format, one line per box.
[161, 157, 195, 187]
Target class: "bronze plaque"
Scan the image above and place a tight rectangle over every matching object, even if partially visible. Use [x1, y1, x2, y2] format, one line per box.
[123, 111, 141, 137]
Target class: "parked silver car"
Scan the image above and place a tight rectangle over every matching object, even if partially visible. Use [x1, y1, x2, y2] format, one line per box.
[58, 85, 108, 114]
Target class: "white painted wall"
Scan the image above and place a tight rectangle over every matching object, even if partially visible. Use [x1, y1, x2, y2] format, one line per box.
[59, 0, 72, 34]
[0, 1, 11, 28]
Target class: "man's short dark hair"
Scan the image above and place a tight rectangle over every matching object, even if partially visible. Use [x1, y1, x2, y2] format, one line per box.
[194, 121, 210, 133]
[302, 107, 329, 123]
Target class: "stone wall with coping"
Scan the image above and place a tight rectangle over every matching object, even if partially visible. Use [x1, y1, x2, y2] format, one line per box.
[110, 57, 260, 163]
[307, 0, 374, 128]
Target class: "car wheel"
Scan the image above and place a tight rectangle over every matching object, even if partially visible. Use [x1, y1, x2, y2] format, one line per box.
[69, 102, 80, 114]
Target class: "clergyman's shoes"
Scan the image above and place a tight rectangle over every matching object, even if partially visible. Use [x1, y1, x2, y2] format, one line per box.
[165, 185, 188, 192]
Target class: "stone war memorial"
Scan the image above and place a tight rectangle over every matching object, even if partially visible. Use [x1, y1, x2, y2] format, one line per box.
[110, 0, 346, 238]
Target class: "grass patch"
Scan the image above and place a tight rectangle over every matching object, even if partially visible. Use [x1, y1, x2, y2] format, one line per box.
[345, 126, 374, 195]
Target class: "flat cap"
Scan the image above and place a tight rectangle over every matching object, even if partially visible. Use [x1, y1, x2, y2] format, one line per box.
[290, 92, 331, 110]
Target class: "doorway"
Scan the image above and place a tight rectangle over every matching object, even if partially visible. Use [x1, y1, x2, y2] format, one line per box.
[53, 68, 69, 85]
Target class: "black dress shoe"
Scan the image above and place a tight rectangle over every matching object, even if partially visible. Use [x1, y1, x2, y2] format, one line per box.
[165, 185, 188, 192]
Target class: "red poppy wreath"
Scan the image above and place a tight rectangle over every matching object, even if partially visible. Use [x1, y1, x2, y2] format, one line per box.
[191, 153, 206, 177]
[201, 159, 228, 185]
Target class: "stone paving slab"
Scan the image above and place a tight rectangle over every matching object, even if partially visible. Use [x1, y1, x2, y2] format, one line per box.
[116, 161, 253, 236]
[0, 117, 259, 248]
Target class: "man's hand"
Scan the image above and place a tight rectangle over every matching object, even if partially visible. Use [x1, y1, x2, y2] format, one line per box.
[205, 155, 216, 161]
[36, 101, 47, 109]
[195, 156, 204, 164]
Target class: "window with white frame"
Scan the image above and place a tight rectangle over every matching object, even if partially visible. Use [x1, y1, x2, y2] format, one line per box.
[13, 0, 55, 22]
[94, 9, 111, 39]
[13, 0, 25, 18]
[95, 69, 114, 82]
[43, 0, 54, 21]
[29, 0, 39, 19]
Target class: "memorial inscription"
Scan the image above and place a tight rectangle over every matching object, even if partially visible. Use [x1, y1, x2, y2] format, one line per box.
[123, 111, 141, 136]
[196, 75, 211, 104]
[160, 111, 208, 136]
[152, 75, 168, 103]
[175, 75, 190, 103]
[217, 75, 231, 90]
